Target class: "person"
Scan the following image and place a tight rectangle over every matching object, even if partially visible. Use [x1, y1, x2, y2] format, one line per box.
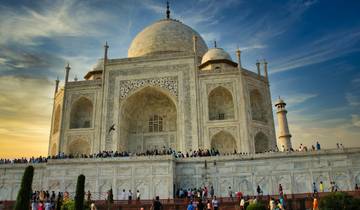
[210, 186, 214, 198]
[279, 184, 283, 196]
[45, 200, 52, 210]
[38, 201, 45, 210]
[312, 197, 319, 210]
[128, 190, 133, 200]
[206, 200, 212, 210]
[90, 202, 97, 210]
[187, 201, 195, 210]
[136, 190, 141, 201]
[312, 182, 318, 196]
[355, 183, 359, 191]
[319, 181, 324, 192]
[240, 197, 245, 210]
[152, 196, 163, 210]
[86, 190, 92, 201]
[228, 186, 233, 200]
[212, 196, 219, 210]
[257, 185, 263, 196]
[329, 181, 335, 192]
[31, 199, 38, 210]
[269, 197, 275, 210]
[316, 141, 321, 150]
[336, 143, 340, 149]
[197, 199, 205, 210]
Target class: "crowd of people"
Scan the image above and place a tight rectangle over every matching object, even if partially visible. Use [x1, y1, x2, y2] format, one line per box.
[0, 141, 349, 165]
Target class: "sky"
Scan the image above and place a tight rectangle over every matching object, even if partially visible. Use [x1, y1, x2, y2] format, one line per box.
[0, 0, 359, 158]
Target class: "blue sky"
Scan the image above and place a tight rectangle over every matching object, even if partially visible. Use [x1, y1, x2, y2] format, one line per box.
[0, 0, 359, 157]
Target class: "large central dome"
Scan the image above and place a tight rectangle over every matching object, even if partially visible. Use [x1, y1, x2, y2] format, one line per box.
[128, 19, 208, 57]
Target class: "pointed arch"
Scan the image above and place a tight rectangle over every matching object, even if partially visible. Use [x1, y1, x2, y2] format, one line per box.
[211, 131, 236, 154]
[254, 132, 269, 153]
[70, 97, 93, 129]
[250, 90, 267, 122]
[208, 86, 234, 120]
[53, 105, 61, 134]
[120, 86, 177, 152]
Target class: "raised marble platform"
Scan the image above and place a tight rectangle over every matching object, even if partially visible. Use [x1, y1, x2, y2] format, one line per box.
[1, 148, 360, 200]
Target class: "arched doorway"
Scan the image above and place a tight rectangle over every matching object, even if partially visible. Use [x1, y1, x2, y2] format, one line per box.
[120, 87, 177, 152]
[211, 131, 236, 154]
[208, 86, 235, 120]
[254, 132, 269, 153]
[70, 97, 93, 129]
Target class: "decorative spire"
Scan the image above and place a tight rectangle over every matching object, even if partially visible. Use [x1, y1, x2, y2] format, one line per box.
[166, 1, 170, 19]
[104, 41, 109, 64]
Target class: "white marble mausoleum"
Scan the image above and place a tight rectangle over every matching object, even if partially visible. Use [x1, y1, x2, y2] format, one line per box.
[1, 5, 359, 201]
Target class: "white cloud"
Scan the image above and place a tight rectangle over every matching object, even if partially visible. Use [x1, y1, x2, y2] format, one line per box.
[270, 30, 360, 73]
[346, 92, 360, 107]
[352, 115, 360, 127]
[0, 0, 112, 46]
[274, 93, 317, 106]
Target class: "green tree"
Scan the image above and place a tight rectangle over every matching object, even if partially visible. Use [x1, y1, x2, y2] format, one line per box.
[14, 165, 34, 210]
[246, 202, 266, 210]
[319, 192, 360, 210]
[74, 174, 85, 210]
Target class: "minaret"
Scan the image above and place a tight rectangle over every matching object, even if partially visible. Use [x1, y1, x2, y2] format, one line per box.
[275, 97, 292, 151]
[236, 48, 242, 69]
[256, 60, 261, 76]
[54, 76, 60, 95]
[263, 59, 269, 81]
[64, 63, 71, 85]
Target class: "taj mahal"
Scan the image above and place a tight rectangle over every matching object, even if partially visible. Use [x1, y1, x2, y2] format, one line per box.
[1, 4, 360, 201]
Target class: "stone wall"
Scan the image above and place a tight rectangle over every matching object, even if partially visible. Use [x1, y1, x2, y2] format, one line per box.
[1, 148, 360, 201]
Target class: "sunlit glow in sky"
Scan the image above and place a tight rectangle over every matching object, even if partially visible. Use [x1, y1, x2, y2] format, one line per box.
[0, 0, 360, 158]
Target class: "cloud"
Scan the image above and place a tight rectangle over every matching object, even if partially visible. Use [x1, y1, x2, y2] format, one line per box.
[352, 115, 360, 127]
[0, 76, 53, 158]
[0, 0, 112, 46]
[274, 93, 317, 106]
[271, 29, 360, 73]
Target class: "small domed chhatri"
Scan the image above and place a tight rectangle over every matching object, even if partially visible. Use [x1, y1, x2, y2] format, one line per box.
[128, 19, 208, 57]
[201, 47, 233, 64]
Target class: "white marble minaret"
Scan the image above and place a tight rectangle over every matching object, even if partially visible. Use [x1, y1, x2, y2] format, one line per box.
[275, 97, 292, 151]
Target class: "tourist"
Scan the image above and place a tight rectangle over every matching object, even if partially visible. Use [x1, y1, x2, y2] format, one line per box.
[212, 196, 219, 210]
[206, 200, 211, 210]
[197, 198, 205, 210]
[90, 202, 97, 210]
[329, 181, 335, 192]
[312, 182, 318, 196]
[122, 189, 126, 200]
[128, 189, 133, 200]
[45, 200, 52, 210]
[38, 201, 45, 210]
[256, 185, 263, 196]
[336, 143, 340, 149]
[136, 190, 141, 200]
[355, 183, 359, 191]
[86, 190, 92, 201]
[228, 186, 233, 200]
[210, 186, 214, 198]
[316, 141, 321, 150]
[151, 196, 163, 210]
[319, 181, 324, 192]
[31, 199, 38, 210]
[312, 197, 319, 210]
[269, 197, 275, 210]
[279, 184, 283, 196]
[187, 200, 195, 210]
[240, 197, 245, 210]
[340, 144, 345, 149]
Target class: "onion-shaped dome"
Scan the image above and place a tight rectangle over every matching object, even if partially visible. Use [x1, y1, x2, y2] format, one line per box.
[199, 48, 237, 68]
[128, 19, 208, 57]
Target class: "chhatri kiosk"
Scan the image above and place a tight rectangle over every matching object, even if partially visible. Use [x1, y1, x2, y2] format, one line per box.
[0, 4, 359, 201]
